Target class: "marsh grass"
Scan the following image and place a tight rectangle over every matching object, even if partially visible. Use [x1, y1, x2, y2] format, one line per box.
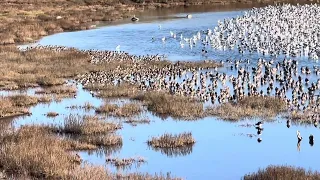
[52, 114, 121, 135]
[115, 103, 142, 117]
[35, 86, 77, 96]
[0, 46, 100, 90]
[46, 111, 59, 117]
[147, 132, 195, 148]
[124, 118, 151, 126]
[116, 172, 182, 180]
[66, 102, 96, 110]
[87, 84, 140, 98]
[206, 96, 287, 121]
[78, 134, 122, 147]
[0, 126, 82, 178]
[243, 165, 320, 180]
[95, 104, 119, 114]
[134, 92, 204, 119]
[106, 156, 146, 169]
[96, 102, 142, 117]
[0, 94, 52, 117]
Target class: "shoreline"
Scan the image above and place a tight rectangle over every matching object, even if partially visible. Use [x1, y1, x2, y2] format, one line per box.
[0, 0, 312, 45]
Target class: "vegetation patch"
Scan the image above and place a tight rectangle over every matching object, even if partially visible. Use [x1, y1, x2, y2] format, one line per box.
[106, 156, 146, 169]
[206, 96, 287, 121]
[51, 114, 121, 135]
[134, 92, 204, 119]
[243, 165, 320, 180]
[0, 126, 86, 178]
[0, 95, 52, 118]
[147, 132, 195, 148]
[46, 111, 59, 117]
[86, 84, 140, 98]
[78, 134, 122, 147]
[96, 102, 142, 117]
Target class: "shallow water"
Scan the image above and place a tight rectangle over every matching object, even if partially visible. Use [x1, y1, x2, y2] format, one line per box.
[11, 5, 320, 180]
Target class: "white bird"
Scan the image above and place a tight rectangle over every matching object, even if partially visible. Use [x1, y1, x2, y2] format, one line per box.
[116, 45, 120, 52]
[162, 37, 166, 42]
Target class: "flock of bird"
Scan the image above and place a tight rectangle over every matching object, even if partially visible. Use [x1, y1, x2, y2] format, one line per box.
[164, 4, 320, 60]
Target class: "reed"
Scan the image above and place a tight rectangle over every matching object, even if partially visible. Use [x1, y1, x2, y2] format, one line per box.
[78, 134, 123, 146]
[53, 114, 121, 135]
[147, 132, 195, 148]
[134, 92, 204, 119]
[243, 165, 320, 180]
[106, 156, 146, 169]
[46, 111, 59, 117]
[206, 96, 287, 121]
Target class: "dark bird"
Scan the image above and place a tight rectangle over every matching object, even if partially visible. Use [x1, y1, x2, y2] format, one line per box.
[309, 135, 314, 146]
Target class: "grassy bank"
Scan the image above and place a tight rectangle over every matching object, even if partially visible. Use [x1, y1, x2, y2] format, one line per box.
[243, 165, 320, 180]
[0, 0, 309, 45]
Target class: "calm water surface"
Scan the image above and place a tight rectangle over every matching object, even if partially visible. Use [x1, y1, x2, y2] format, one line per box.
[12, 6, 320, 179]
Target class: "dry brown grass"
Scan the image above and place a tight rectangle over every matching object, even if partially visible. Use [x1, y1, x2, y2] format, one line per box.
[0, 94, 52, 117]
[115, 103, 142, 117]
[78, 134, 123, 147]
[35, 86, 77, 95]
[206, 96, 287, 121]
[124, 118, 151, 125]
[66, 102, 96, 110]
[243, 165, 320, 180]
[0, 126, 82, 178]
[46, 111, 59, 117]
[106, 156, 146, 169]
[52, 114, 121, 135]
[96, 102, 142, 117]
[0, 125, 179, 179]
[135, 92, 204, 119]
[147, 132, 195, 148]
[116, 172, 182, 180]
[87, 83, 141, 98]
[95, 104, 119, 114]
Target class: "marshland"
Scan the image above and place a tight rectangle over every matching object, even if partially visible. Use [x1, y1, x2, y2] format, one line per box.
[2, 0, 320, 179]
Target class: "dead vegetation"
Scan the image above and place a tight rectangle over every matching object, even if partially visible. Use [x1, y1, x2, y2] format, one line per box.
[78, 134, 122, 147]
[206, 96, 287, 121]
[51, 114, 121, 135]
[106, 156, 146, 169]
[0, 94, 51, 117]
[0, 46, 93, 90]
[0, 125, 179, 179]
[134, 92, 204, 119]
[0, 126, 88, 178]
[66, 102, 95, 111]
[124, 118, 150, 126]
[46, 111, 59, 117]
[96, 102, 142, 117]
[147, 132, 195, 148]
[243, 165, 320, 180]
[86, 84, 141, 98]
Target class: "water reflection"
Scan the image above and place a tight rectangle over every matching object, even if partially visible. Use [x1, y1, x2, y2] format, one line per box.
[148, 145, 193, 158]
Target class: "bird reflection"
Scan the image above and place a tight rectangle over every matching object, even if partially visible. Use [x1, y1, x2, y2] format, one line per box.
[286, 120, 291, 128]
[297, 141, 301, 152]
[309, 135, 314, 146]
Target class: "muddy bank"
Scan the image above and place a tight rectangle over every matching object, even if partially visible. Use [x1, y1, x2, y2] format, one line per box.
[0, 0, 313, 45]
